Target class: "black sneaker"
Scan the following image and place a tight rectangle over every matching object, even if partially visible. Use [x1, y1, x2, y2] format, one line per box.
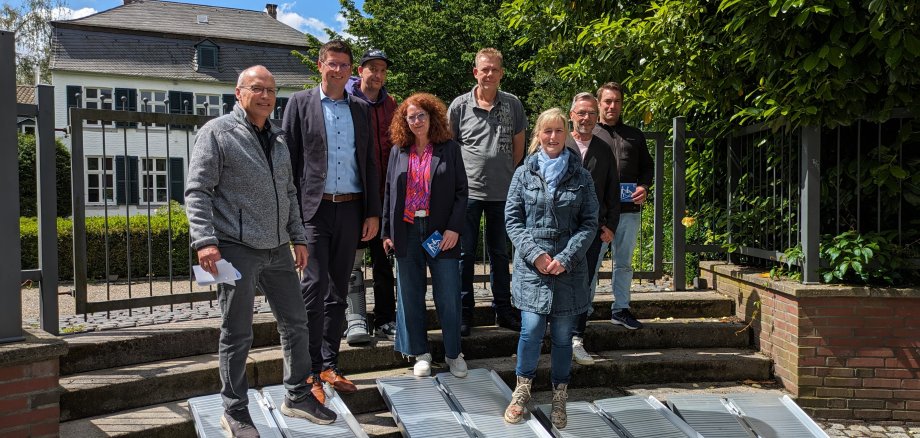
[280, 394, 337, 425]
[460, 318, 472, 337]
[611, 309, 643, 330]
[375, 321, 397, 341]
[221, 409, 260, 438]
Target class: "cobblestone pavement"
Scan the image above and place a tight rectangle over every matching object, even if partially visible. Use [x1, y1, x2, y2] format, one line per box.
[19, 265, 919, 435]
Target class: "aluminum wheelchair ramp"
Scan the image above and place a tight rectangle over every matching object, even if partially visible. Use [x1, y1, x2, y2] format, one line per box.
[726, 394, 828, 438]
[262, 384, 368, 437]
[593, 396, 702, 438]
[534, 401, 625, 438]
[188, 389, 282, 438]
[436, 368, 552, 437]
[666, 394, 756, 438]
[377, 375, 473, 438]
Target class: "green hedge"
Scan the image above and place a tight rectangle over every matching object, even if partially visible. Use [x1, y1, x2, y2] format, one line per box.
[20, 205, 192, 280]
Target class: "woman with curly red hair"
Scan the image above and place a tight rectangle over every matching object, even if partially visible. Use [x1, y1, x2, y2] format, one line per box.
[381, 92, 469, 377]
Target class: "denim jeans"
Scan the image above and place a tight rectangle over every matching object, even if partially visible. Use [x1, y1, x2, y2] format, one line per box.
[612, 212, 641, 310]
[216, 242, 312, 412]
[573, 238, 608, 337]
[515, 311, 578, 385]
[394, 218, 463, 359]
[460, 199, 513, 320]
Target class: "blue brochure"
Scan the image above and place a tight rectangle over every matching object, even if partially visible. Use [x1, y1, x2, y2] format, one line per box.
[620, 183, 637, 202]
[423, 230, 443, 258]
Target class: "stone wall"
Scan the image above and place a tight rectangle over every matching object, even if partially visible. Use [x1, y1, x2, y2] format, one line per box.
[700, 261, 920, 422]
[0, 328, 67, 437]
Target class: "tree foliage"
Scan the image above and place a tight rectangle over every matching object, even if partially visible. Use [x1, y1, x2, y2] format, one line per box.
[502, 0, 920, 132]
[337, 0, 534, 107]
[1, 0, 66, 84]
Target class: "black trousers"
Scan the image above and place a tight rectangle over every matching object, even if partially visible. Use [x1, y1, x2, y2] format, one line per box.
[301, 199, 363, 372]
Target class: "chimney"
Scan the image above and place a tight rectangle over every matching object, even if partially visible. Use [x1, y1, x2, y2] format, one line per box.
[266, 4, 277, 19]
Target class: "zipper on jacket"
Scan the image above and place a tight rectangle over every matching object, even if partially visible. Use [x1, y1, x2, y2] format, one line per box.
[238, 209, 243, 242]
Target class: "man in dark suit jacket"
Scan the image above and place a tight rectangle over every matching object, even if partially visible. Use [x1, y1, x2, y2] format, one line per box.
[282, 40, 380, 404]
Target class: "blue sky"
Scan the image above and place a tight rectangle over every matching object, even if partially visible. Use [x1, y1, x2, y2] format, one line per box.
[13, 0, 363, 41]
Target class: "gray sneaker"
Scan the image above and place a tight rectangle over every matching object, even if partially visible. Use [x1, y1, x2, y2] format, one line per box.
[280, 394, 337, 425]
[344, 318, 371, 345]
[611, 309, 643, 330]
[375, 321, 397, 340]
[221, 409, 260, 438]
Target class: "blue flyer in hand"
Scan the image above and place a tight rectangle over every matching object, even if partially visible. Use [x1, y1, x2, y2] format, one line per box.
[423, 230, 443, 258]
[620, 183, 637, 202]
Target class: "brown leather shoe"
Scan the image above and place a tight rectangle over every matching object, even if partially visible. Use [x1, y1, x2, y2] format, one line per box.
[320, 367, 358, 393]
[307, 374, 326, 405]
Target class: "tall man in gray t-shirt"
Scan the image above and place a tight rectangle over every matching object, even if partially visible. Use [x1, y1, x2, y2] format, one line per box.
[448, 47, 526, 336]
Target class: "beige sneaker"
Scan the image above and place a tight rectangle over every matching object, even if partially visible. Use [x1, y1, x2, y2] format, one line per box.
[503, 376, 533, 424]
[572, 336, 595, 365]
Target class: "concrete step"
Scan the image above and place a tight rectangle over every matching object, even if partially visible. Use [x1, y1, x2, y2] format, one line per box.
[60, 291, 734, 375]
[60, 373, 776, 437]
[58, 318, 751, 421]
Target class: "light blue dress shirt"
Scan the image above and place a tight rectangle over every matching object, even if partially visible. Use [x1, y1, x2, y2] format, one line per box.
[320, 87, 362, 194]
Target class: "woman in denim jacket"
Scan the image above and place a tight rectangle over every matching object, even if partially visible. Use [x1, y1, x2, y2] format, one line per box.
[503, 108, 598, 429]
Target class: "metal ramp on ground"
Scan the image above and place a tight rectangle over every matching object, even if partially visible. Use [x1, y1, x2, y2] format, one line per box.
[534, 401, 625, 437]
[188, 385, 366, 438]
[377, 368, 551, 437]
[189, 389, 282, 438]
[592, 396, 703, 438]
[667, 394, 828, 438]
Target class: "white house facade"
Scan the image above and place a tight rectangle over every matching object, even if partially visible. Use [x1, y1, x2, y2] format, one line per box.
[49, 0, 313, 216]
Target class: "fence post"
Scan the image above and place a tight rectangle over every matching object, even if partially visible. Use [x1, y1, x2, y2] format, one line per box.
[672, 117, 687, 291]
[35, 85, 59, 335]
[0, 30, 24, 343]
[800, 126, 821, 284]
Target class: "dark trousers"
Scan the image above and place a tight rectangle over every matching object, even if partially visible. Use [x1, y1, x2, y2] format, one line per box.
[460, 199, 513, 321]
[573, 236, 604, 337]
[366, 233, 396, 327]
[300, 199, 362, 372]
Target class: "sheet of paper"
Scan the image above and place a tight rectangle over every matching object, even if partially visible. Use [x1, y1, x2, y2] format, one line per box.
[193, 259, 242, 286]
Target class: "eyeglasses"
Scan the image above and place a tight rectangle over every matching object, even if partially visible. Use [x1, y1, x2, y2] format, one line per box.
[240, 86, 277, 96]
[573, 111, 598, 118]
[406, 112, 428, 123]
[321, 60, 353, 71]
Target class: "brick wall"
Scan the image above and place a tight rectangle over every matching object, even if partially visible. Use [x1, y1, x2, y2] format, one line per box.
[700, 261, 920, 422]
[0, 329, 67, 438]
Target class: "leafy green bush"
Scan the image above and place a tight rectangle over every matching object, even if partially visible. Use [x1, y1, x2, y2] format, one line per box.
[819, 231, 915, 286]
[21, 203, 192, 280]
[18, 133, 72, 217]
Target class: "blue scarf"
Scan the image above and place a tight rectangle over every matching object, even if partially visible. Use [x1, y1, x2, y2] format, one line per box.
[537, 147, 569, 195]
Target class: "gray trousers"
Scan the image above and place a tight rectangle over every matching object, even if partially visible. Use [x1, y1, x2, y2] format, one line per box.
[218, 242, 312, 412]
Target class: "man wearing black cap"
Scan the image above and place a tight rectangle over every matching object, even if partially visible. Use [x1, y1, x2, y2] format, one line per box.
[343, 49, 399, 345]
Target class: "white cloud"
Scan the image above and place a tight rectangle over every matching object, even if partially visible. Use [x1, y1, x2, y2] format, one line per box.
[51, 7, 97, 20]
[334, 13, 354, 40]
[276, 3, 333, 42]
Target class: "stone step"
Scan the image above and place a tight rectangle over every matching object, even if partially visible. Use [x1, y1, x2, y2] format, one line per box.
[60, 371, 775, 437]
[59, 318, 751, 421]
[60, 291, 734, 375]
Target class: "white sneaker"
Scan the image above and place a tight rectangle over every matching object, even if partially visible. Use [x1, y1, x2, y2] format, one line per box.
[445, 353, 468, 378]
[413, 353, 432, 377]
[572, 336, 595, 365]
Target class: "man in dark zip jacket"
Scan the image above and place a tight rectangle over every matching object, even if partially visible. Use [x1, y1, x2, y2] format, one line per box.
[592, 81, 654, 331]
[342, 49, 399, 345]
[186, 65, 335, 437]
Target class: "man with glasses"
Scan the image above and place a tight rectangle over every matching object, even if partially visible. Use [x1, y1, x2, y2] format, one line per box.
[565, 92, 619, 365]
[186, 65, 336, 437]
[448, 47, 526, 336]
[342, 49, 399, 345]
[283, 40, 380, 404]
[593, 82, 653, 331]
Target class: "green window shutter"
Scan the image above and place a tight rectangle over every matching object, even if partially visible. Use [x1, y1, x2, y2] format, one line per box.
[114, 88, 138, 128]
[66, 85, 82, 125]
[115, 155, 140, 205]
[222, 93, 236, 114]
[169, 157, 185, 204]
[168, 90, 193, 130]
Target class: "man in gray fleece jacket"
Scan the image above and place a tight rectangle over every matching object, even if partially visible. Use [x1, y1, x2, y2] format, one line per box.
[185, 65, 335, 437]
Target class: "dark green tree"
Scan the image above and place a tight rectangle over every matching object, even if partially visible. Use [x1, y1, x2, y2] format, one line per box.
[18, 133, 72, 218]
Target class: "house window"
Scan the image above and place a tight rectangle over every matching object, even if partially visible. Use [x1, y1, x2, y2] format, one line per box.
[140, 90, 167, 113]
[140, 158, 168, 204]
[86, 156, 115, 204]
[84, 87, 113, 125]
[197, 45, 218, 69]
[195, 94, 221, 116]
